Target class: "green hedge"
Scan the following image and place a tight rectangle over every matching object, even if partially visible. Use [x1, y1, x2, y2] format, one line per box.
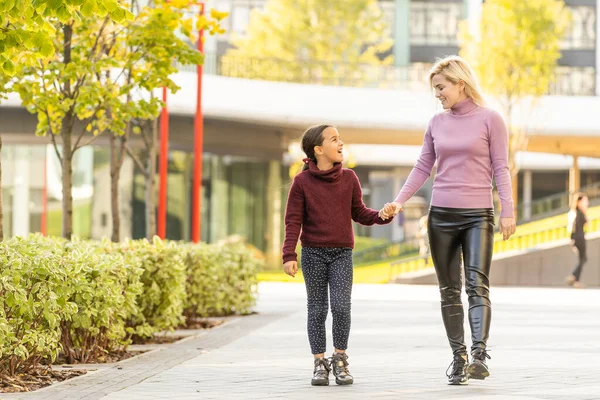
[0, 235, 260, 376]
[184, 242, 259, 319]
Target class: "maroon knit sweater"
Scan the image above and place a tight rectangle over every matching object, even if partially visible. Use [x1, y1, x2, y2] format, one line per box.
[282, 160, 393, 263]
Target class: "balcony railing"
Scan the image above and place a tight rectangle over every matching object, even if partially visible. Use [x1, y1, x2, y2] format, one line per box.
[516, 181, 600, 223]
[180, 53, 598, 96]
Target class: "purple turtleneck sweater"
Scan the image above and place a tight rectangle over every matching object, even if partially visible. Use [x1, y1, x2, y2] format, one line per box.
[395, 98, 514, 218]
[282, 161, 393, 263]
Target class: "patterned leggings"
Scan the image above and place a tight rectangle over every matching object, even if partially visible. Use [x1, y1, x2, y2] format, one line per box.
[301, 247, 353, 355]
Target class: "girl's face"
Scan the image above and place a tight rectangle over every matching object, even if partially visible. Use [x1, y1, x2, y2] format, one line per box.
[432, 74, 466, 110]
[315, 127, 344, 164]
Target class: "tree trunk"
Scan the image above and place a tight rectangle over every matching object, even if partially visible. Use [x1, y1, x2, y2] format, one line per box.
[145, 119, 158, 239]
[61, 24, 74, 240]
[110, 134, 120, 242]
[61, 119, 74, 240]
[0, 135, 4, 241]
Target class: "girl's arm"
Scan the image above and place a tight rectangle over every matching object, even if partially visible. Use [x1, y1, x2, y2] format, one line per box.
[282, 177, 304, 263]
[394, 120, 436, 206]
[350, 171, 393, 226]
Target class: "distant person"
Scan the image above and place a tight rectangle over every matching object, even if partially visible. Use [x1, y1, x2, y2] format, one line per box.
[387, 56, 516, 385]
[566, 193, 588, 288]
[281, 124, 396, 386]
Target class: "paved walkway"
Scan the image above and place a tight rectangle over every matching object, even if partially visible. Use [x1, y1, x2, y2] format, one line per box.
[4, 282, 600, 400]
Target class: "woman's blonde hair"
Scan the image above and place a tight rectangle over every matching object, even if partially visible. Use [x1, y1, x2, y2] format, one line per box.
[429, 55, 486, 107]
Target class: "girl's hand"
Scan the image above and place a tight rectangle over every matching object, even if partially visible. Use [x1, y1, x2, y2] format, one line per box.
[499, 217, 516, 240]
[283, 261, 298, 277]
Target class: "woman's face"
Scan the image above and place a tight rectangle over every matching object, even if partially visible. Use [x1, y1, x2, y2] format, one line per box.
[432, 74, 466, 110]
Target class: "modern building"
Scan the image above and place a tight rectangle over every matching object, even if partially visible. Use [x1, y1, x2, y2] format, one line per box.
[1, 0, 599, 264]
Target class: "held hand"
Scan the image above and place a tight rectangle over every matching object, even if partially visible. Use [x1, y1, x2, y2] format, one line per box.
[379, 203, 397, 220]
[283, 261, 298, 277]
[499, 217, 516, 240]
[390, 202, 404, 216]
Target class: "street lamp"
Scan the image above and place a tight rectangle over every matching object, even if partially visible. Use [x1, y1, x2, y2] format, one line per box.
[157, 2, 205, 242]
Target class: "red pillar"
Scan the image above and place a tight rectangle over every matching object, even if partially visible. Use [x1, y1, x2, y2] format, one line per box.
[191, 3, 205, 243]
[158, 86, 169, 239]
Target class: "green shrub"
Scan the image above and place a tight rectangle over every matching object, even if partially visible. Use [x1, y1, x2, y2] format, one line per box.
[0, 235, 76, 376]
[184, 242, 260, 319]
[0, 234, 259, 375]
[120, 237, 186, 338]
[58, 238, 144, 363]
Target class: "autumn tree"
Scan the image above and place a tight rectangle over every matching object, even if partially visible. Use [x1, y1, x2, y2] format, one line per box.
[460, 0, 570, 205]
[13, 2, 134, 239]
[109, 1, 226, 240]
[1, 1, 132, 240]
[223, 0, 393, 85]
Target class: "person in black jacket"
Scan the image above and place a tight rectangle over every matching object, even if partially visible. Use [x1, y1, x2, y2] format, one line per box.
[566, 192, 588, 289]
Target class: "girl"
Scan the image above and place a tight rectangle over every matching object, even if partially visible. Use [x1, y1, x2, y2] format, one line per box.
[566, 192, 588, 288]
[388, 56, 516, 385]
[282, 124, 395, 386]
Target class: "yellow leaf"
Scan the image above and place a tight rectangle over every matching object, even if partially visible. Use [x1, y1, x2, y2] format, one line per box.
[210, 9, 229, 21]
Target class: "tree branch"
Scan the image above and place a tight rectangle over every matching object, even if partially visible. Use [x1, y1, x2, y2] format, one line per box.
[88, 17, 110, 61]
[72, 102, 105, 152]
[51, 134, 63, 165]
[76, 134, 100, 152]
[125, 143, 148, 177]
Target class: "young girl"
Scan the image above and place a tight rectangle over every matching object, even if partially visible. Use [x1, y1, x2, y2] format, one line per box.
[282, 124, 395, 386]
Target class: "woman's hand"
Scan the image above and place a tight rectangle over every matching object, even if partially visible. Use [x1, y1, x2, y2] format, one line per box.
[389, 202, 404, 216]
[499, 217, 516, 240]
[283, 261, 298, 277]
[378, 203, 397, 220]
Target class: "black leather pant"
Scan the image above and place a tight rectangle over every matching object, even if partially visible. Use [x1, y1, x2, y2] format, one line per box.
[427, 206, 495, 357]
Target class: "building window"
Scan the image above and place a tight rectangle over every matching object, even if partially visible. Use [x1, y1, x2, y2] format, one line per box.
[231, 0, 264, 35]
[561, 6, 596, 50]
[379, 0, 396, 39]
[549, 66, 596, 96]
[410, 2, 462, 46]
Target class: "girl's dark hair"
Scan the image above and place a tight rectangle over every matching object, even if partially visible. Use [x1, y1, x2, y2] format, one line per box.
[571, 192, 586, 211]
[301, 124, 332, 171]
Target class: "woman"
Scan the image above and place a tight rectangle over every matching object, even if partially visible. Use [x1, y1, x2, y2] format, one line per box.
[566, 193, 588, 288]
[388, 56, 516, 385]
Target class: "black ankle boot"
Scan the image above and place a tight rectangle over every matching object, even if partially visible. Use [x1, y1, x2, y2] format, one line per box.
[446, 354, 469, 385]
[467, 348, 490, 380]
[311, 358, 330, 386]
[330, 352, 353, 385]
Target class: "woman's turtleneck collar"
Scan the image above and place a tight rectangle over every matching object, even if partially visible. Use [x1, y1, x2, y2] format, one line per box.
[305, 159, 343, 182]
[450, 97, 478, 115]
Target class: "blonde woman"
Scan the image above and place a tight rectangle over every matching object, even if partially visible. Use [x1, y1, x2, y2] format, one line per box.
[387, 56, 516, 385]
[566, 192, 588, 288]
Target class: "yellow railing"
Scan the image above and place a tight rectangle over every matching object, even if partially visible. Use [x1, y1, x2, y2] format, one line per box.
[389, 214, 600, 281]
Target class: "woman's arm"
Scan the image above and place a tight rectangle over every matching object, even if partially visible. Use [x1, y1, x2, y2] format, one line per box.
[487, 111, 514, 218]
[394, 120, 436, 206]
[488, 110, 517, 240]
